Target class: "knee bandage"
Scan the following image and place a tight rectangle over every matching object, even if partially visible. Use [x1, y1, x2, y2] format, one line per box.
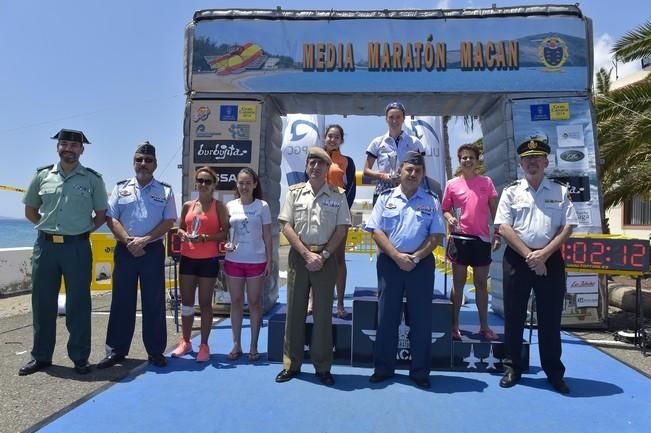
[181, 305, 195, 316]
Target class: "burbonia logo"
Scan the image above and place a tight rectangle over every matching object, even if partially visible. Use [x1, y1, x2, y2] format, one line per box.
[560, 150, 585, 162]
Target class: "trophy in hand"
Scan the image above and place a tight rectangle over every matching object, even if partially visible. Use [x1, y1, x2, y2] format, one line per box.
[225, 226, 238, 252]
[453, 208, 462, 233]
[388, 153, 399, 180]
[188, 216, 201, 240]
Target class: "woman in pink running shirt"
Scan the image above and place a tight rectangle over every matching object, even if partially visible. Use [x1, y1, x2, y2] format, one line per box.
[441, 144, 501, 341]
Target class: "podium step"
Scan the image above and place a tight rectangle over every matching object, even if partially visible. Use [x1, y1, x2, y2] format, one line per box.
[267, 305, 352, 364]
[267, 287, 530, 372]
[351, 286, 453, 369]
[451, 339, 530, 371]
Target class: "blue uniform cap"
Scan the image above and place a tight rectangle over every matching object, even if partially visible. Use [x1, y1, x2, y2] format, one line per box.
[402, 150, 425, 166]
[385, 101, 406, 115]
[135, 141, 156, 156]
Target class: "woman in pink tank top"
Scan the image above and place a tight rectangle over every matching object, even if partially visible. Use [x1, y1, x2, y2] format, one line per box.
[171, 167, 229, 362]
[441, 144, 501, 342]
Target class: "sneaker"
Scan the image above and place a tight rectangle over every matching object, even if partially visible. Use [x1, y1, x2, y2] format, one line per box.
[196, 343, 210, 362]
[171, 338, 193, 358]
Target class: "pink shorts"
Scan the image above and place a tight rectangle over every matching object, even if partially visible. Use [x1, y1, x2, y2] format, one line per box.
[223, 260, 266, 279]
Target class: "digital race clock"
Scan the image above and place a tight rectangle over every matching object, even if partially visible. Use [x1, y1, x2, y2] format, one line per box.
[562, 235, 650, 274]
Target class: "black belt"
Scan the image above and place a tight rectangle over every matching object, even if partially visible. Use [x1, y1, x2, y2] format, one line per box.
[39, 231, 90, 244]
[306, 244, 327, 253]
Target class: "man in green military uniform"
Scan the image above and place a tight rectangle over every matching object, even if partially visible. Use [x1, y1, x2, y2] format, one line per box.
[20, 129, 108, 376]
[276, 147, 351, 386]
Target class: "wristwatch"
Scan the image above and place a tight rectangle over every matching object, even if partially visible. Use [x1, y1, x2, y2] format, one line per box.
[411, 255, 420, 264]
[321, 250, 331, 259]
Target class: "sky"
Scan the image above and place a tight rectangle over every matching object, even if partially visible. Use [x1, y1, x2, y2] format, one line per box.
[0, 0, 647, 219]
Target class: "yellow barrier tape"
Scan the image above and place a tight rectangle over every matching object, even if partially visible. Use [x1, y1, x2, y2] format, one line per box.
[0, 184, 26, 193]
[1, 184, 112, 195]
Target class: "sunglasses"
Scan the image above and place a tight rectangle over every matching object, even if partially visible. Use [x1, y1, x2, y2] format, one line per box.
[134, 157, 155, 163]
[196, 178, 213, 185]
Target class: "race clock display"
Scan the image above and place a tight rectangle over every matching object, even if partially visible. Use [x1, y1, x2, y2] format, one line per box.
[562, 236, 650, 273]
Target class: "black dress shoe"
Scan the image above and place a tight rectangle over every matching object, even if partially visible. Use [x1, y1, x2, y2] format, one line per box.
[316, 371, 335, 386]
[499, 370, 521, 388]
[548, 378, 570, 394]
[369, 373, 392, 384]
[97, 354, 125, 369]
[74, 361, 91, 375]
[275, 369, 299, 383]
[148, 354, 167, 367]
[409, 375, 431, 389]
[18, 359, 52, 376]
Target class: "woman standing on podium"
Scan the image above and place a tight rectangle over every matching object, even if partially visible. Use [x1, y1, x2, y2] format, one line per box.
[441, 144, 501, 341]
[323, 124, 356, 318]
[172, 167, 229, 362]
[224, 168, 273, 362]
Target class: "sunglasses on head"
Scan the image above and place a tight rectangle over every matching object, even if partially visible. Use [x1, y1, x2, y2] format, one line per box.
[134, 157, 155, 163]
[196, 178, 213, 185]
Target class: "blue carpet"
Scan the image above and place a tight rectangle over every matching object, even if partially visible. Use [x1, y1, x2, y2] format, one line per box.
[39, 255, 651, 433]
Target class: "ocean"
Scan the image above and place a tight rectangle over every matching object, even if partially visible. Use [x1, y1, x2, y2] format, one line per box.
[0, 218, 110, 249]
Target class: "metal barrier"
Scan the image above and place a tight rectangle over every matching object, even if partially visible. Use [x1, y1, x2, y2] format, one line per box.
[77, 233, 177, 291]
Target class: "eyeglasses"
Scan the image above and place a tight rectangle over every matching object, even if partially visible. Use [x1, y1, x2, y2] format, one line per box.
[196, 178, 213, 185]
[134, 157, 155, 163]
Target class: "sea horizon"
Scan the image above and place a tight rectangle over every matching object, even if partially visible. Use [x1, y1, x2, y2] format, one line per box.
[0, 218, 111, 249]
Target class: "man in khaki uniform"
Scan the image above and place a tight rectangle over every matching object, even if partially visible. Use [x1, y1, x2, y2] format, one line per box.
[276, 147, 351, 386]
[20, 129, 108, 376]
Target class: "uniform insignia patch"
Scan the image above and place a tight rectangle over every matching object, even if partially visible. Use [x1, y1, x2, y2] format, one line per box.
[386, 202, 396, 209]
[119, 190, 132, 197]
[151, 194, 166, 202]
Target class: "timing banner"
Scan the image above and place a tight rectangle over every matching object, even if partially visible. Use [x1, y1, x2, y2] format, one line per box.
[189, 14, 589, 93]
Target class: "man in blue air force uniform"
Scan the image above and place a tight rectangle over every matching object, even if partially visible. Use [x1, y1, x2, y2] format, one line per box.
[494, 133, 578, 394]
[20, 129, 108, 376]
[97, 142, 177, 369]
[365, 151, 445, 389]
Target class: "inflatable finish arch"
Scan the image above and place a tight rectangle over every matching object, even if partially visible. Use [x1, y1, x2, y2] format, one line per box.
[182, 6, 607, 326]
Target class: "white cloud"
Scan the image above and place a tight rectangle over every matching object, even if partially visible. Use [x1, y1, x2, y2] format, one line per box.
[435, 0, 451, 8]
[593, 32, 640, 82]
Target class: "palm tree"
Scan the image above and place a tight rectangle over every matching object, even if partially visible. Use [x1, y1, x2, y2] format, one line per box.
[595, 21, 651, 208]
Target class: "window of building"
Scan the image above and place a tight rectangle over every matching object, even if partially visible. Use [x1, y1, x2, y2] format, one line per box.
[624, 196, 651, 226]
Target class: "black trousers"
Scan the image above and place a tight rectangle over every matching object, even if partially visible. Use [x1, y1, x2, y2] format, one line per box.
[502, 246, 566, 380]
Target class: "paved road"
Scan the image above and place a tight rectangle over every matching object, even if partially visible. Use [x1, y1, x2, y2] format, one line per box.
[0, 291, 217, 433]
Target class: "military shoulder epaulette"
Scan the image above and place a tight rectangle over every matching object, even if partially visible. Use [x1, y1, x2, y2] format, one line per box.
[36, 164, 54, 172]
[506, 179, 521, 188]
[289, 182, 305, 191]
[116, 179, 129, 185]
[551, 178, 569, 187]
[380, 187, 394, 195]
[158, 180, 171, 188]
[426, 190, 439, 199]
[85, 167, 102, 177]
